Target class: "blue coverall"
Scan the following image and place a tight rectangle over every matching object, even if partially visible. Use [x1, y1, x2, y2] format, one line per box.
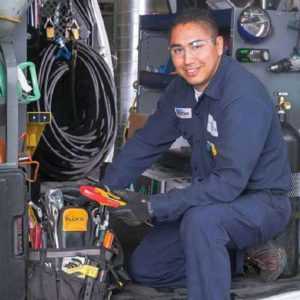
[103, 55, 292, 300]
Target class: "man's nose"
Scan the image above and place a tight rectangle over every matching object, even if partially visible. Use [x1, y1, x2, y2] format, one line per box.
[183, 48, 195, 64]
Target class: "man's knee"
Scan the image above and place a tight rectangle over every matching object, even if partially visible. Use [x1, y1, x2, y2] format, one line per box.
[129, 247, 185, 287]
[129, 245, 164, 285]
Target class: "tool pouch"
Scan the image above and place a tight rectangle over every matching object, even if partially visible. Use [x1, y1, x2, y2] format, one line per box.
[27, 248, 126, 300]
[28, 266, 104, 300]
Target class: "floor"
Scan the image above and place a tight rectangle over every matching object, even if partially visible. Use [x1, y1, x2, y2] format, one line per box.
[111, 276, 300, 300]
[111, 221, 300, 300]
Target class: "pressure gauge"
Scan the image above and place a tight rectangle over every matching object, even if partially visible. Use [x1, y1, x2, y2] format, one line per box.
[238, 7, 272, 43]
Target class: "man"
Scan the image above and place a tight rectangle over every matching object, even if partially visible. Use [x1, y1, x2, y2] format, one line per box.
[103, 9, 291, 300]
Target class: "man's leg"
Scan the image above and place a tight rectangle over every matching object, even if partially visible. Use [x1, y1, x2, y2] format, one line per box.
[129, 220, 186, 287]
[129, 191, 291, 299]
[180, 192, 291, 300]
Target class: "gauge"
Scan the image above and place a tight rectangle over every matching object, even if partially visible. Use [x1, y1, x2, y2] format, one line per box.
[238, 7, 272, 43]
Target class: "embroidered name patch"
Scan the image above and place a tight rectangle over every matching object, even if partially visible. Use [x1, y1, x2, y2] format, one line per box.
[175, 107, 192, 119]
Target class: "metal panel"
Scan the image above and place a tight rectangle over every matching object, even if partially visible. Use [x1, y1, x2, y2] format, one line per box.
[113, 0, 170, 148]
[137, 87, 162, 114]
[139, 31, 170, 72]
[232, 9, 300, 131]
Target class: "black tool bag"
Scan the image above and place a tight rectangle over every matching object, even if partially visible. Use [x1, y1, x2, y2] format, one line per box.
[27, 247, 129, 300]
[27, 186, 130, 300]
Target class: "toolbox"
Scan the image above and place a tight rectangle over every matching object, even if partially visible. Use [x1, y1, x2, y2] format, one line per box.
[0, 168, 27, 300]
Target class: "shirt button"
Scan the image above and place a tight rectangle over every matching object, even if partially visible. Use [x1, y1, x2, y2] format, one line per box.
[194, 166, 198, 171]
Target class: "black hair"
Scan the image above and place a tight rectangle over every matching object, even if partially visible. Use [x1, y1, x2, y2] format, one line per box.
[170, 9, 219, 40]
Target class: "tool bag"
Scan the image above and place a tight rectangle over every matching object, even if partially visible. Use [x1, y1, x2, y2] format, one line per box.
[27, 246, 128, 300]
[27, 187, 130, 300]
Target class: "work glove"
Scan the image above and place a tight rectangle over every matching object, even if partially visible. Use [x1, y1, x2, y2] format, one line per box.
[109, 190, 153, 226]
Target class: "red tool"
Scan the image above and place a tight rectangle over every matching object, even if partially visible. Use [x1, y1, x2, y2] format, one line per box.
[79, 186, 127, 208]
[29, 223, 42, 250]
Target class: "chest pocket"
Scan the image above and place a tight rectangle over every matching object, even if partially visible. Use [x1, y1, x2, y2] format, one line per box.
[177, 119, 194, 145]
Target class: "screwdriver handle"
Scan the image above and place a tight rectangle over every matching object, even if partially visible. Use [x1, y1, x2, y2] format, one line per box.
[79, 186, 127, 208]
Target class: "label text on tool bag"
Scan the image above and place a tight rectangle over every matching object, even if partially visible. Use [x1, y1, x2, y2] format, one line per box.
[62, 208, 88, 232]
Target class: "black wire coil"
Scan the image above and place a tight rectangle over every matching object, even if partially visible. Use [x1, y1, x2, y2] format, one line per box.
[34, 42, 117, 180]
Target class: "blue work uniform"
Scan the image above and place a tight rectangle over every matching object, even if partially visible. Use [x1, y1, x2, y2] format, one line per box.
[103, 55, 291, 300]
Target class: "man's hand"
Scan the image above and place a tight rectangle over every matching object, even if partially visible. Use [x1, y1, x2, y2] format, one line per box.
[109, 190, 152, 226]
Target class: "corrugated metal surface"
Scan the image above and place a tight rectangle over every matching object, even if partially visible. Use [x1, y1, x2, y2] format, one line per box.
[113, 0, 169, 149]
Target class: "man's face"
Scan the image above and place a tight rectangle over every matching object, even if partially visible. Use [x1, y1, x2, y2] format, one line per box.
[169, 21, 224, 91]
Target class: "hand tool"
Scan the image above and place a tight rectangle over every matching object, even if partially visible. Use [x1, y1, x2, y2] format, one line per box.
[91, 207, 109, 246]
[28, 201, 43, 220]
[268, 55, 300, 73]
[79, 185, 127, 208]
[28, 201, 44, 249]
[51, 205, 59, 248]
[45, 189, 64, 248]
[31, 223, 42, 250]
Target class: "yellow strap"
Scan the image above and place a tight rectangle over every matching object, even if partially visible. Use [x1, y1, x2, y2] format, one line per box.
[0, 15, 21, 23]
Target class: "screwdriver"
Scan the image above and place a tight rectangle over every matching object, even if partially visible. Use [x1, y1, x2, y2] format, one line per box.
[79, 186, 127, 208]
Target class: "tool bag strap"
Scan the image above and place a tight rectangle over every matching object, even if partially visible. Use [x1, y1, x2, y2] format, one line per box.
[28, 248, 102, 261]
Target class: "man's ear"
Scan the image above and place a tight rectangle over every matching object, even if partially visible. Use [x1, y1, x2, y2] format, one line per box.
[216, 36, 224, 56]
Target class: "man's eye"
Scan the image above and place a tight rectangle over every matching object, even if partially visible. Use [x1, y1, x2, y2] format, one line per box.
[173, 47, 183, 54]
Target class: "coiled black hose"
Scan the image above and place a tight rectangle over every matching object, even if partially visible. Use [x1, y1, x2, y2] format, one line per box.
[34, 41, 117, 180]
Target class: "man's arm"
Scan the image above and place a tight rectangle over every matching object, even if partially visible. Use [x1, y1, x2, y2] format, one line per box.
[149, 96, 274, 222]
[103, 92, 181, 189]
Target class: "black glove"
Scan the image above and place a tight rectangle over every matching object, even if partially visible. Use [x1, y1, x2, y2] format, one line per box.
[109, 190, 152, 226]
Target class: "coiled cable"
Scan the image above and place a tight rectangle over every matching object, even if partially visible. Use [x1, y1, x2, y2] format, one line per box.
[34, 41, 117, 180]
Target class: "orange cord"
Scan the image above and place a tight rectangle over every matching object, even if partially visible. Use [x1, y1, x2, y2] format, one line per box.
[18, 155, 40, 183]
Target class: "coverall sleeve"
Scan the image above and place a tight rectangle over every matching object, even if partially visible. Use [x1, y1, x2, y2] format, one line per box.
[102, 94, 181, 189]
[150, 97, 273, 222]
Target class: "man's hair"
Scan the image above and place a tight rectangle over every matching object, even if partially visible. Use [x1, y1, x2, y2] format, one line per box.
[170, 9, 219, 40]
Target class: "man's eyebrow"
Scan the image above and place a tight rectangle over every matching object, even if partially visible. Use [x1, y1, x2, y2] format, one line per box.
[169, 43, 183, 48]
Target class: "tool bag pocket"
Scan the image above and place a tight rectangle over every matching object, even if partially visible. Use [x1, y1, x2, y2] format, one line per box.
[27, 248, 109, 300]
[58, 271, 86, 300]
[59, 271, 106, 300]
[27, 261, 58, 300]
